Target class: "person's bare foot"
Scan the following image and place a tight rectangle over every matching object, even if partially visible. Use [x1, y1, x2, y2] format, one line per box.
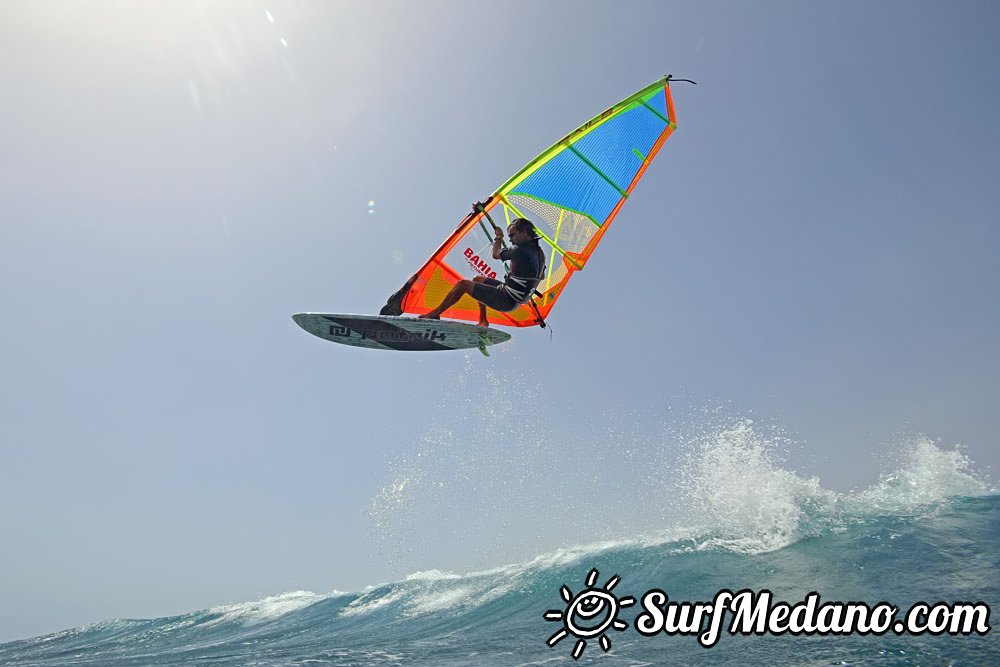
[477, 320, 489, 328]
[418, 313, 440, 320]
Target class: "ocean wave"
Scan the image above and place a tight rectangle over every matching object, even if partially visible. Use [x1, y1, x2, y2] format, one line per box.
[4, 405, 995, 665]
[3, 494, 996, 665]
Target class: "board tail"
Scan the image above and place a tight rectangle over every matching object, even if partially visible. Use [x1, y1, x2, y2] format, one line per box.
[379, 275, 416, 316]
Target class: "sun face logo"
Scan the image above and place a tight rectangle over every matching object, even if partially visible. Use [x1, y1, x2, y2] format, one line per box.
[544, 568, 635, 660]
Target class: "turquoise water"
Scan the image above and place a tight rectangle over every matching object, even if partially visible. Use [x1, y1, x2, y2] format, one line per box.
[3, 431, 996, 665]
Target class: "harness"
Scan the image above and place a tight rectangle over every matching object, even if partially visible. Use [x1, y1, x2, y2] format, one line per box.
[500, 242, 546, 304]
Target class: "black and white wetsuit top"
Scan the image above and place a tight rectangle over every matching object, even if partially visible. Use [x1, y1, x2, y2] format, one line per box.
[498, 242, 545, 304]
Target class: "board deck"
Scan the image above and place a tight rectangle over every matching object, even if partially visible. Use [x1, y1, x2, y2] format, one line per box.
[292, 313, 511, 353]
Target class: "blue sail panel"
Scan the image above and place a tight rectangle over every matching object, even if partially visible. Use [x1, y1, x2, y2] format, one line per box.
[508, 148, 623, 226]
[569, 104, 669, 191]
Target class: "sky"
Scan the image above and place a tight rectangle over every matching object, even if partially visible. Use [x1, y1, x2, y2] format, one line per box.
[2, 0, 999, 644]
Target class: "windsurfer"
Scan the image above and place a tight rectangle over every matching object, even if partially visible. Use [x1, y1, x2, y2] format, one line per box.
[419, 217, 544, 327]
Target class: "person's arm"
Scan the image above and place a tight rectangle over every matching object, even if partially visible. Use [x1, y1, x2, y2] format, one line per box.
[491, 225, 504, 259]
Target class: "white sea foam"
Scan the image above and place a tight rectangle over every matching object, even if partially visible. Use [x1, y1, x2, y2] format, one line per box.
[208, 590, 326, 626]
[669, 423, 994, 555]
[340, 587, 406, 617]
[369, 361, 995, 583]
[404, 569, 461, 581]
[405, 586, 477, 615]
[847, 434, 994, 513]
[665, 418, 834, 553]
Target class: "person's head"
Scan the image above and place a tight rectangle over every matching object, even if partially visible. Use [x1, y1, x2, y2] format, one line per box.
[507, 218, 539, 245]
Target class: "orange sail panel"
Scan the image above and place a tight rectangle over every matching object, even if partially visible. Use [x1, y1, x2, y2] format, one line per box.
[397, 77, 678, 327]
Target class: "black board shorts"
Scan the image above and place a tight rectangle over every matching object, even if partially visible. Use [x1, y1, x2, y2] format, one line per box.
[471, 278, 519, 313]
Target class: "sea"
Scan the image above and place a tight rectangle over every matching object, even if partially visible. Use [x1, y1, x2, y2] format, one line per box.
[2, 423, 996, 665]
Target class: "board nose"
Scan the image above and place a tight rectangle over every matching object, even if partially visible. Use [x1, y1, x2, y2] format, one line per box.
[291, 313, 313, 332]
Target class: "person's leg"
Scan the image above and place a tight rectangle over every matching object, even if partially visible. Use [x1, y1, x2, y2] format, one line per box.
[420, 276, 513, 325]
[471, 278, 518, 325]
[418, 280, 475, 319]
[472, 276, 489, 326]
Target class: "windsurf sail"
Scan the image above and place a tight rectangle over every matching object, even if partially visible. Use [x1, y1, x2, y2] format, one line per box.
[382, 75, 680, 327]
